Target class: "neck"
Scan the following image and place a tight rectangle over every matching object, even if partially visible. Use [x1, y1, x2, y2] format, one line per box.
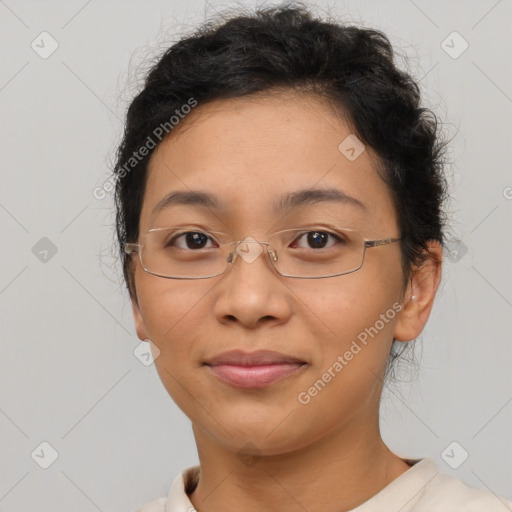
[188, 414, 411, 512]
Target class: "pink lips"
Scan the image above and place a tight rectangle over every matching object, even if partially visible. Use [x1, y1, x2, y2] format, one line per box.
[204, 349, 307, 389]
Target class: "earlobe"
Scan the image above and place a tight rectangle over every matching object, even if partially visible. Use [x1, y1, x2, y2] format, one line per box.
[132, 298, 150, 341]
[393, 241, 443, 342]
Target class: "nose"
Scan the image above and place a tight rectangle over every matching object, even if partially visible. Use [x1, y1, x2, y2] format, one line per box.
[213, 239, 292, 328]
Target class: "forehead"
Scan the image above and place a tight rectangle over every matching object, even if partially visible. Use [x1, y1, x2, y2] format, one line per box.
[140, 92, 397, 232]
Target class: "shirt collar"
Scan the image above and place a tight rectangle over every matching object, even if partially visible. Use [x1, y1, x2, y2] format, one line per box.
[165, 464, 200, 512]
[164, 458, 440, 512]
[350, 457, 440, 511]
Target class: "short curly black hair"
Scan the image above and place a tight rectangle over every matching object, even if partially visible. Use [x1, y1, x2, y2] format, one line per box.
[112, 1, 450, 382]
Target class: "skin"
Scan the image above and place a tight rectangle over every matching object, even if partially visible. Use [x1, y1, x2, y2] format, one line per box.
[129, 91, 443, 512]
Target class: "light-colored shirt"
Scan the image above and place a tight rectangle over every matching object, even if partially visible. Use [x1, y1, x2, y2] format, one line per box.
[135, 457, 512, 511]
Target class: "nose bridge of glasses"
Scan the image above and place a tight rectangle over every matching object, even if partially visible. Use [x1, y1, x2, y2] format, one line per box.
[226, 237, 276, 266]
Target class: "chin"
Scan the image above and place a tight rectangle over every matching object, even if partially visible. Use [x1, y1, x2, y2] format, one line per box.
[207, 416, 318, 457]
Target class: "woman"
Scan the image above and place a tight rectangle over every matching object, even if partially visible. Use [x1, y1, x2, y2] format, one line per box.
[112, 3, 512, 511]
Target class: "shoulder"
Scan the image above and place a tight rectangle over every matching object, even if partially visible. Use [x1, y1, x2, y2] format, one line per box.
[134, 496, 167, 512]
[417, 468, 512, 510]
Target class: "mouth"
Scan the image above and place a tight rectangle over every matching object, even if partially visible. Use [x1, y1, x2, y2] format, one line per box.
[203, 349, 308, 389]
[204, 362, 307, 388]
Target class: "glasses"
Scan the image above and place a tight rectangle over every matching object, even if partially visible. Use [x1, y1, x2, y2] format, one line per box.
[124, 226, 401, 280]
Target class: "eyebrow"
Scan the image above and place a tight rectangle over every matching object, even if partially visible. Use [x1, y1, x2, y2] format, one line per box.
[152, 187, 368, 215]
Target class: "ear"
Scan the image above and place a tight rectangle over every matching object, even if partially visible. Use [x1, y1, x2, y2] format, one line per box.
[393, 240, 443, 342]
[132, 296, 150, 342]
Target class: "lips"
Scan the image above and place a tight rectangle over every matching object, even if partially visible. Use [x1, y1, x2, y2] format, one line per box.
[204, 349, 306, 367]
[204, 349, 307, 389]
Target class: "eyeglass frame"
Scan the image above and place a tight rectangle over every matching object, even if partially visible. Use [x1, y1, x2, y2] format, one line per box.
[124, 226, 402, 280]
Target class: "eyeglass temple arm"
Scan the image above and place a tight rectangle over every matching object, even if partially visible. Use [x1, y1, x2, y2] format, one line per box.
[365, 237, 402, 248]
[124, 243, 140, 254]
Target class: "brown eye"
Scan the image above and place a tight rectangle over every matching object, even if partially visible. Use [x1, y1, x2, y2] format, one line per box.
[291, 231, 344, 250]
[167, 231, 215, 250]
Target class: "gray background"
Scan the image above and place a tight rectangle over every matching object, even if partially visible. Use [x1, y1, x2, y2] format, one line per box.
[1, 0, 511, 510]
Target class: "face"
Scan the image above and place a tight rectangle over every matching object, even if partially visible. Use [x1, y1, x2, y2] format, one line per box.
[129, 92, 436, 457]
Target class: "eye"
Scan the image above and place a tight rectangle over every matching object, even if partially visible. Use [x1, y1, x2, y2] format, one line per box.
[166, 231, 217, 250]
[290, 230, 344, 250]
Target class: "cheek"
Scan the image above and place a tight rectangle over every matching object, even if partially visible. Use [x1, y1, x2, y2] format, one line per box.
[294, 266, 399, 334]
[295, 269, 401, 390]
[137, 279, 215, 420]
[290, 285, 398, 431]
[136, 274, 214, 360]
